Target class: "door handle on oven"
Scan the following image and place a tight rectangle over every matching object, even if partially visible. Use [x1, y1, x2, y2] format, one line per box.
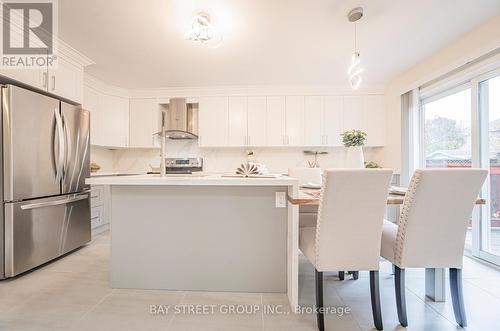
[20, 193, 89, 210]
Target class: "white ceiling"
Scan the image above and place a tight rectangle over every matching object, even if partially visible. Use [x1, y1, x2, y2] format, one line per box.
[59, 0, 500, 89]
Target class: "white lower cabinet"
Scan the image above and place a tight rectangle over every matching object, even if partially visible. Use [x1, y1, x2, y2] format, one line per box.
[90, 185, 110, 235]
[129, 98, 161, 148]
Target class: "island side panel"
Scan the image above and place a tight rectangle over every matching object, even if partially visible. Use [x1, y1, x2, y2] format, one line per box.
[287, 184, 299, 309]
[110, 185, 288, 293]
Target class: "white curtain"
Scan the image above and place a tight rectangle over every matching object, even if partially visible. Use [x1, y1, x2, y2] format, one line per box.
[401, 89, 420, 186]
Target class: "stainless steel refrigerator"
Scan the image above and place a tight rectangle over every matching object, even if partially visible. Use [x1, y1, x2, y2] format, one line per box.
[1, 85, 91, 279]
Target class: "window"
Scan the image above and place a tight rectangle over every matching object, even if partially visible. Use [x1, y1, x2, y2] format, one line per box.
[422, 87, 472, 169]
[478, 73, 500, 260]
[412, 66, 500, 266]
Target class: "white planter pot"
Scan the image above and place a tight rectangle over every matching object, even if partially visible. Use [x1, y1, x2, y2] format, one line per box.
[343, 146, 365, 168]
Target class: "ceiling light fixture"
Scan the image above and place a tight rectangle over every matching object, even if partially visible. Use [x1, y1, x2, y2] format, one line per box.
[347, 7, 364, 90]
[184, 12, 223, 48]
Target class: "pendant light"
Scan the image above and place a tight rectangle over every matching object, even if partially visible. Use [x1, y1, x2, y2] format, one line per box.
[184, 12, 223, 49]
[347, 7, 364, 90]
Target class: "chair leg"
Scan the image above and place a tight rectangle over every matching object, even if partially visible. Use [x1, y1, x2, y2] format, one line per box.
[352, 271, 359, 280]
[315, 269, 325, 331]
[394, 266, 408, 327]
[338, 271, 345, 280]
[450, 268, 467, 327]
[370, 270, 384, 330]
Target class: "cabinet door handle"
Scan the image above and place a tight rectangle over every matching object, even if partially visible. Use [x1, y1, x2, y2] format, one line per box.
[42, 72, 48, 89]
[51, 75, 56, 91]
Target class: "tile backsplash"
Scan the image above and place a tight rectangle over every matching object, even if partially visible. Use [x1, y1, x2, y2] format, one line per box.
[92, 140, 381, 174]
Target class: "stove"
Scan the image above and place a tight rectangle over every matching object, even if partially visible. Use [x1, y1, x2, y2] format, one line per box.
[148, 157, 203, 175]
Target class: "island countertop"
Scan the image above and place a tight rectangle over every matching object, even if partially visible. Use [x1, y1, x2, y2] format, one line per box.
[85, 174, 299, 187]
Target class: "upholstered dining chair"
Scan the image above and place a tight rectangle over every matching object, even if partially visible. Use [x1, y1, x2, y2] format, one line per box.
[288, 168, 322, 228]
[380, 168, 487, 328]
[299, 169, 393, 331]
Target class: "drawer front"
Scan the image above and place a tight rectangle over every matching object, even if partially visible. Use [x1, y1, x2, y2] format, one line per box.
[91, 205, 104, 229]
[90, 185, 104, 207]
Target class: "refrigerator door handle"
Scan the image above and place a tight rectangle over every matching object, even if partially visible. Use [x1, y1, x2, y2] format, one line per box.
[62, 111, 72, 176]
[20, 192, 89, 210]
[54, 108, 65, 182]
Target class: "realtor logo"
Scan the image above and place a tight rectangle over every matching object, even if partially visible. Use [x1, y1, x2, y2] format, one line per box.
[0, 0, 57, 68]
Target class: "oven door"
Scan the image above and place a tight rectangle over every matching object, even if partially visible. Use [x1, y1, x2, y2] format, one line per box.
[4, 192, 91, 278]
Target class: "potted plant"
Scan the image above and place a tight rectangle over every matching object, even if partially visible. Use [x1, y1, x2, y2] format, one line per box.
[340, 129, 367, 168]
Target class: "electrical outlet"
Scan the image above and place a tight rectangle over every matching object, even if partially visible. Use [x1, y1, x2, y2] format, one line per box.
[275, 192, 286, 208]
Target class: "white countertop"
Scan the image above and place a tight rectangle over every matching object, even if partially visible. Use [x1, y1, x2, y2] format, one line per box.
[85, 174, 298, 187]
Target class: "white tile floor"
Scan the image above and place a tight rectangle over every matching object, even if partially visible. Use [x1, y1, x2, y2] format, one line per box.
[1, 231, 500, 331]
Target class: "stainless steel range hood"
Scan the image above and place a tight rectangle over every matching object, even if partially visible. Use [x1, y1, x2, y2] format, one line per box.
[158, 98, 199, 139]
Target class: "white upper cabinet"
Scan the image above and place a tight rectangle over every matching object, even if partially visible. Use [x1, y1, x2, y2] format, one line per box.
[227, 97, 247, 146]
[0, 67, 46, 90]
[83, 81, 129, 148]
[102, 95, 129, 148]
[199, 97, 228, 147]
[343, 96, 364, 133]
[304, 96, 343, 146]
[323, 96, 343, 146]
[285, 96, 305, 146]
[48, 56, 84, 104]
[342, 95, 385, 147]
[304, 96, 324, 146]
[0, 38, 88, 104]
[266, 96, 286, 146]
[129, 98, 160, 148]
[247, 97, 267, 147]
[362, 95, 385, 146]
[83, 85, 104, 146]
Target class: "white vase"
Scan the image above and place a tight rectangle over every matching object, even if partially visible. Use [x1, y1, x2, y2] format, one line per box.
[343, 146, 365, 168]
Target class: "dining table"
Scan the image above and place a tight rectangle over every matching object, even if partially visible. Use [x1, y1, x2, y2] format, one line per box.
[287, 186, 486, 303]
[288, 187, 487, 206]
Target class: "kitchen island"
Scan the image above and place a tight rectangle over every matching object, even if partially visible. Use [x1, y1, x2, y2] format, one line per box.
[85, 174, 300, 307]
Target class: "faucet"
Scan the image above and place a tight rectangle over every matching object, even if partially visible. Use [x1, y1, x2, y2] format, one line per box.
[160, 111, 166, 177]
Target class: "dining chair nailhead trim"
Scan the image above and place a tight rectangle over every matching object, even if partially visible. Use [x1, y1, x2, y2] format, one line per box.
[314, 172, 328, 270]
[394, 169, 422, 266]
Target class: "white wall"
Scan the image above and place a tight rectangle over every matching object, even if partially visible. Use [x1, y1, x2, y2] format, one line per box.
[109, 142, 380, 174]
[90, 146, 114, 172]
[378, 14, 500, 172]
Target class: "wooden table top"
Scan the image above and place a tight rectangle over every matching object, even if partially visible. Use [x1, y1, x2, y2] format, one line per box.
[288, 188, 487, 206]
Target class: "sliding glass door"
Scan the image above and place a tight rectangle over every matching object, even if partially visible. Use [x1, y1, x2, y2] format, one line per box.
[421, 87, 475, 248]
[476, 71, 500, 264]
[414, 66, 500, 265]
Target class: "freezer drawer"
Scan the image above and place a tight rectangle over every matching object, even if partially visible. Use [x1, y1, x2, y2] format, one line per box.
[4, 192, 91, 278]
